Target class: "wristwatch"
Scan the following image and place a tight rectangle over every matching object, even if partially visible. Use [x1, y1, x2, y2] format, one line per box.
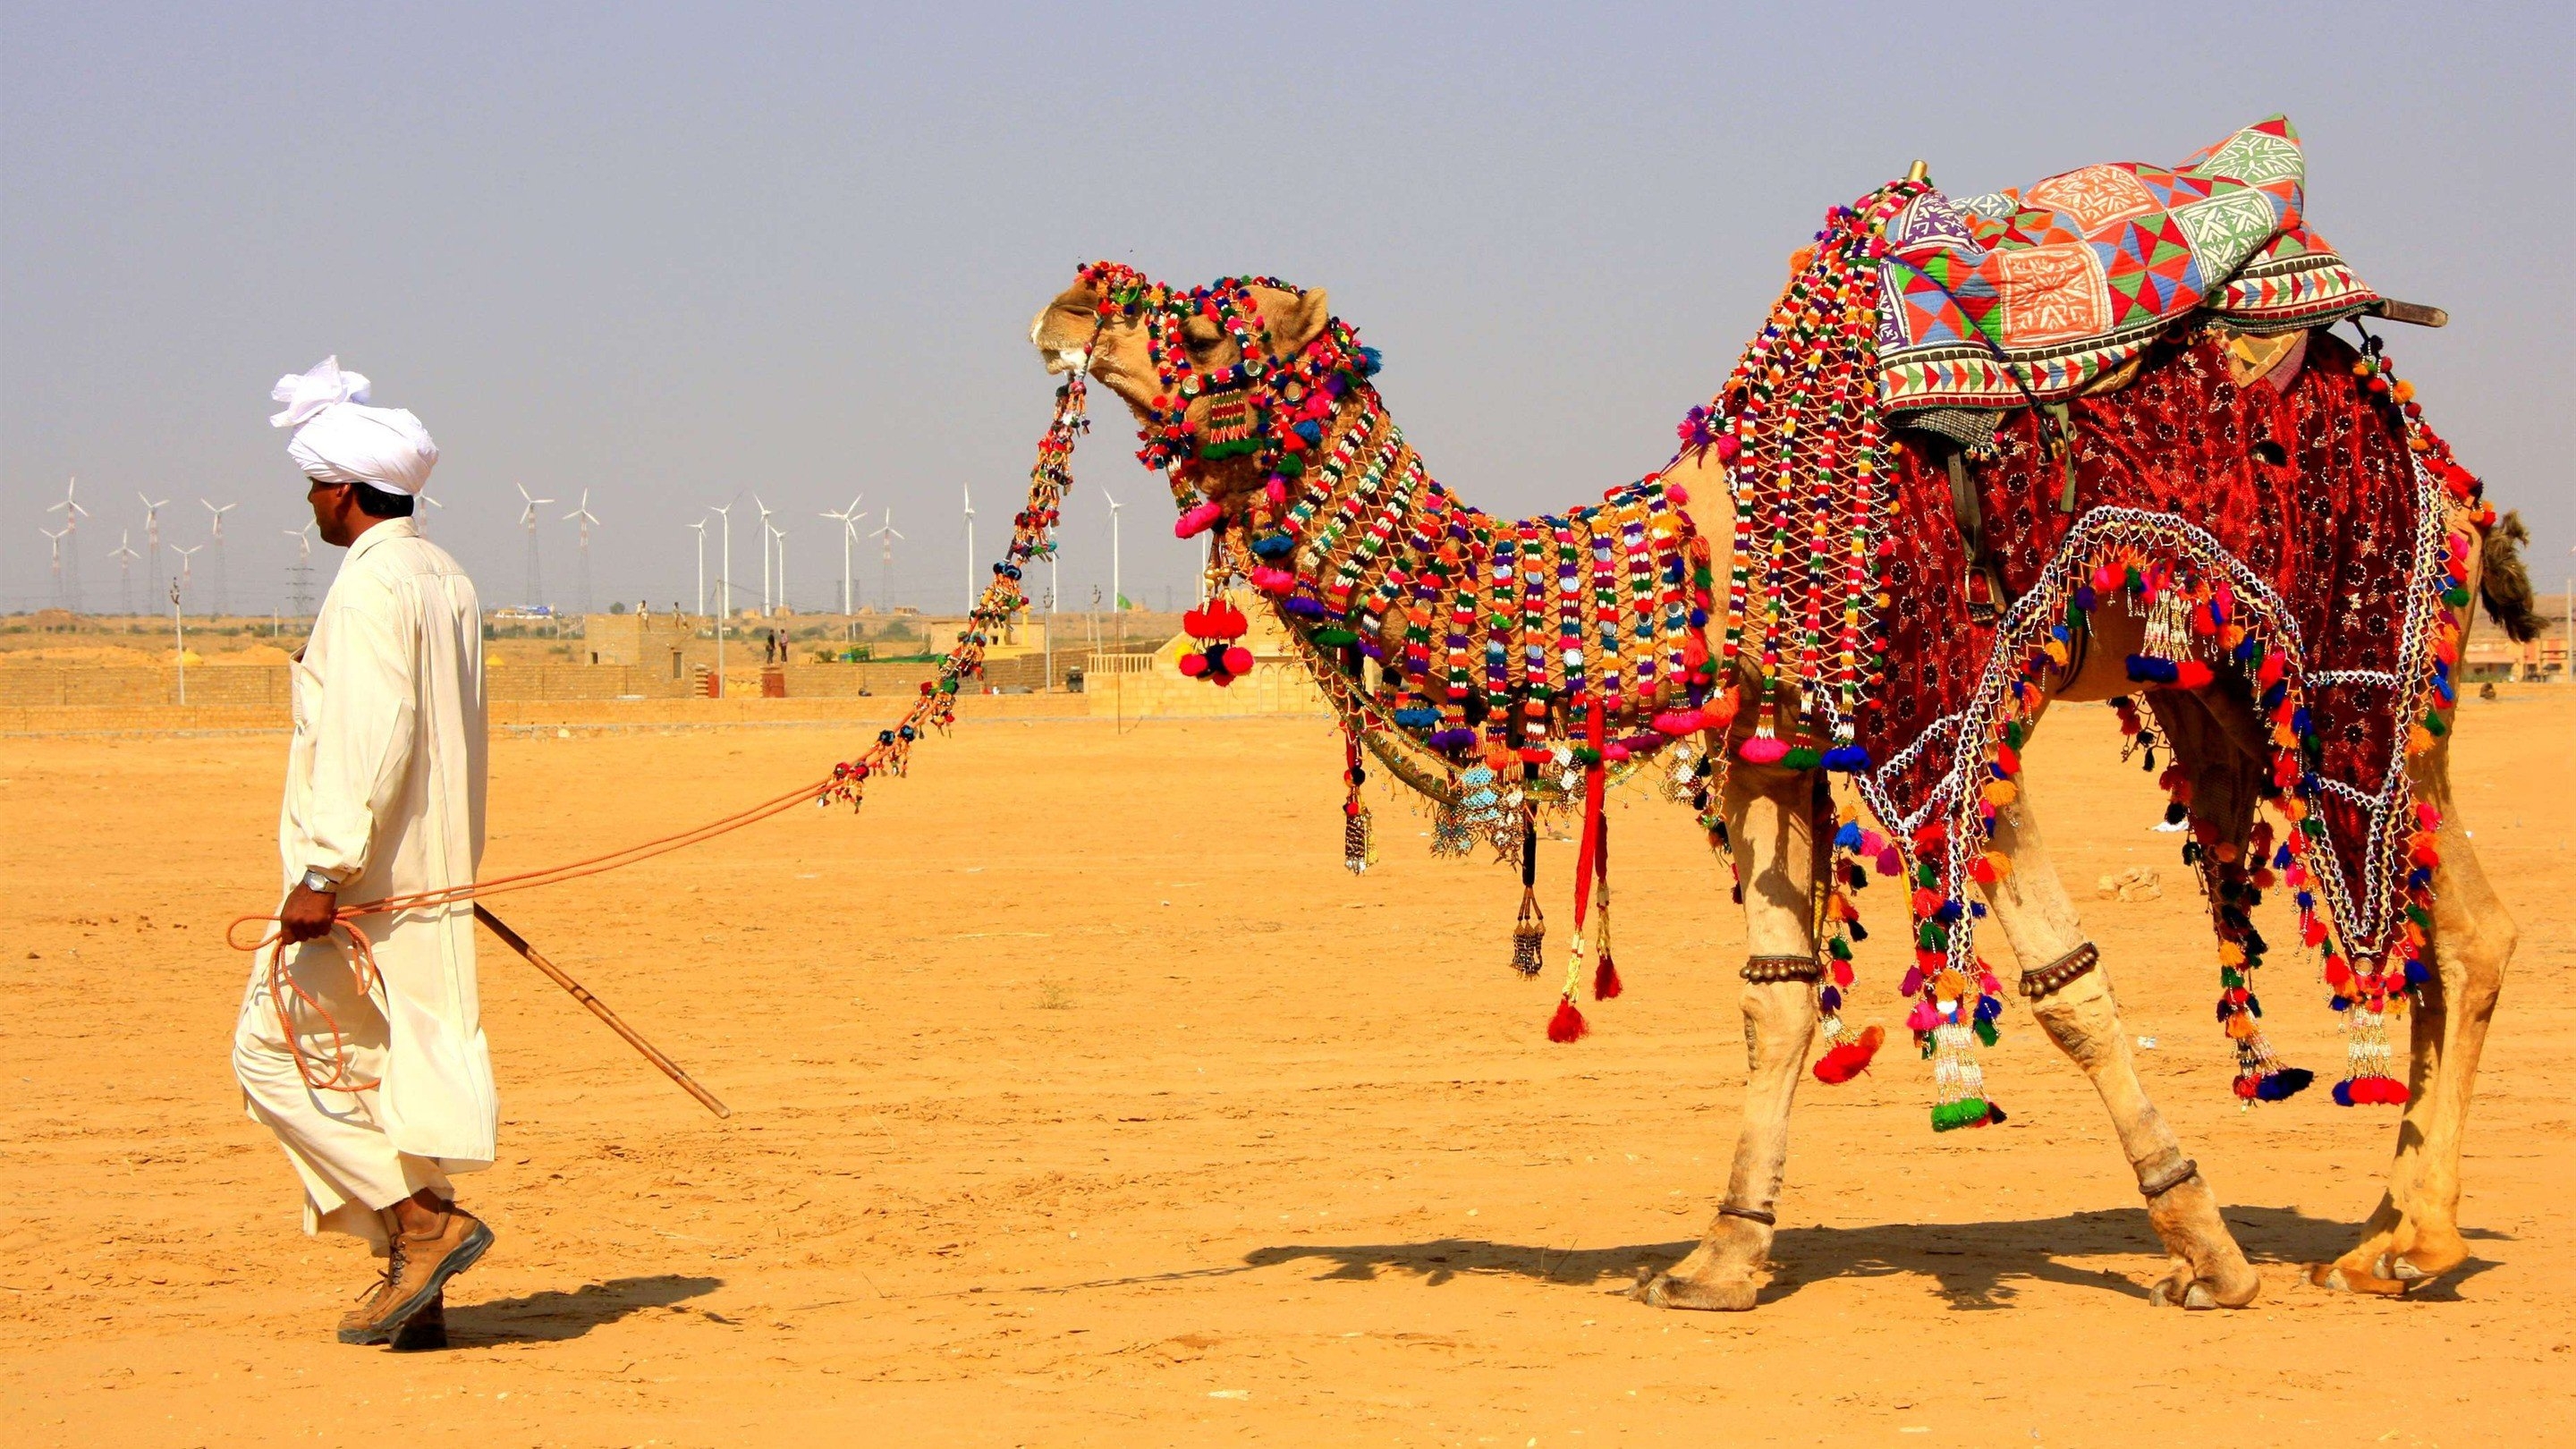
[301, 869, 340, 894]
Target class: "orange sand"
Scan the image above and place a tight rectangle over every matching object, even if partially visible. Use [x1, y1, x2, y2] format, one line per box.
[2, 696, 2570, 1445]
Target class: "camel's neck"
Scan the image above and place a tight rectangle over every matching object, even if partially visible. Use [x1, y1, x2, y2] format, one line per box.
[1240, 378, 1716, 755]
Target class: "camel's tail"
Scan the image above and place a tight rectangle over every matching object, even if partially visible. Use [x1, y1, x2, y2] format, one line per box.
[2477, 509, 2547, 643]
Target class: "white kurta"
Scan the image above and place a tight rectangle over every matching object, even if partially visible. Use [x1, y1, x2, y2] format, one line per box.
[233, 517, 491, 1245]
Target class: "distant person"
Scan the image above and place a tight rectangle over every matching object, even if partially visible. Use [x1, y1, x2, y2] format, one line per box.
[236, 356, 496, 1350]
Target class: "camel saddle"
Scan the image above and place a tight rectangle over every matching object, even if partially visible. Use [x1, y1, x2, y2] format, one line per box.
[1875, 115, 2379, 418]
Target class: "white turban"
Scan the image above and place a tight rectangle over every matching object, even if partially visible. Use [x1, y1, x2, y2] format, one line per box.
[271, 355, 439, 496]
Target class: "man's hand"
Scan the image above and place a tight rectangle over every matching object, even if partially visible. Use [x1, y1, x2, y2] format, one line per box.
[279, 883, 340, 945]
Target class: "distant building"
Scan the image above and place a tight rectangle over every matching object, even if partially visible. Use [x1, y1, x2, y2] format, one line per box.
[584, 610, 703, 676]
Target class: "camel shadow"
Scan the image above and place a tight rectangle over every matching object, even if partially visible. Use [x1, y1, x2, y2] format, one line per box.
[1243, 1206, 2513, 1309]
[448, 1274, 724, 1343]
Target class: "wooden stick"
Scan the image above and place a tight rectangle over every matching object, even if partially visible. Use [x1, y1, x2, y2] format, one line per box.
[472, 903, 733, 1119]
[2368, 298, 2449, 328]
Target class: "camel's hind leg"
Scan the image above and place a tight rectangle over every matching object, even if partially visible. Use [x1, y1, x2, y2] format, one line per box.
[1645, 762, 1823, 1311]
[1981, 741, 2259, 1309]
[2314, 733, 2517, 1295]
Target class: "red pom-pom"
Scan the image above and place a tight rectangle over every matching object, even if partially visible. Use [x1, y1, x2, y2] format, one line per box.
[1179, 653, 1208, 678]
[1222, 646, 1253, 675]
[1812, 1024, 1885, 1084]
[1546, 996, 1590, 1043]
[1594, 957, 1623, 1000]
[2175, 660, 2216, 691]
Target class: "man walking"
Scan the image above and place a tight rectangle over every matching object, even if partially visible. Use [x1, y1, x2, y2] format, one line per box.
[233, 356, 496, 1348]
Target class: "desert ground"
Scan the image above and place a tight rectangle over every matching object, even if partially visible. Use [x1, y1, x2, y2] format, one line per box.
[2, 692, 2570, 1447]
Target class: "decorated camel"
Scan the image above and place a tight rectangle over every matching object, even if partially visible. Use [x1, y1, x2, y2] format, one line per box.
[1013, 118, 2546, 1312]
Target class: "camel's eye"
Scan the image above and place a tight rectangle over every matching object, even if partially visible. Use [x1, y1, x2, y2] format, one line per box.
[1182, 318, 1224, 353]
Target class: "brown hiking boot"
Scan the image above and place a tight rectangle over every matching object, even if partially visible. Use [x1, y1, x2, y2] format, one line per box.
[337, 1207, 494, 1345]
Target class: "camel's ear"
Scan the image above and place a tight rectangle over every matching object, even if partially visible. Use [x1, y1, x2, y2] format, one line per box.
[1268, 287, 1332, 358]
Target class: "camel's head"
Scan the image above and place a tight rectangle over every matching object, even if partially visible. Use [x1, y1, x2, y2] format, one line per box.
[1030, 264, 1367, 515]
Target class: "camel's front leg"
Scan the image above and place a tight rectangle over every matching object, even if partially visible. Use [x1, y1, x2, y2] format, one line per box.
[1983, 783, 2259, 1309]
[1646, 762, 1820, 1311]
[2315, 737, 2518, 1295]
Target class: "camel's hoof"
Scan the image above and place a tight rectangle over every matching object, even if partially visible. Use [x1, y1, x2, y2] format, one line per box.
[2308, 1261, 2406, 1297]
[2392, 1239, 2467, 1286]
[1640, 1269, 1759, 1312]
[2149, 1271, 2255, 1309]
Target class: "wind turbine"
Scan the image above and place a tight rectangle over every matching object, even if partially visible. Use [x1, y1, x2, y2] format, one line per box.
[110, 530, 140, 615]
[688, 518, 709, 616]
[417, 493, 445, 536]
[821, 493, 863, 614]
[39, 526, 70, 609]
[771, 519, 792, 615]
[200, 499, 237, 617]
[47, 478, 89, 613]
[282, 525, 316, 616]
[562, 489, 600, 615]
[138, 491, 170, 599]
[1103, 486, 1125, 651]
[708, 501, 735, 691]
[750, 495, 775, 614]
[515, 482, 555, 607]
[171, 543, 204, 616]
[962, 483, 977, 616]
[872, 508, 903, 610]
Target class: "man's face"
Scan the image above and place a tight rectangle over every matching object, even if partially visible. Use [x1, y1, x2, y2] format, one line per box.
[307, 479, 359, 547]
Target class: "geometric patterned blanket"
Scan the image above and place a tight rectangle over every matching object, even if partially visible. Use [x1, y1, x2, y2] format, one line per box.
[1877, 115, 2380, 411]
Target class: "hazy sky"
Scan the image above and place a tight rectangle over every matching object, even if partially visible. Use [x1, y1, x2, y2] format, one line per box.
[6, 2, 2570, 618]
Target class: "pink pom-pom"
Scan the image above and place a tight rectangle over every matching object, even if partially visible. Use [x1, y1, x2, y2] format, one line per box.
[1739, 735, 1789, 764]
[1174, 501, 1224, 538]
[1665, 483, 1690, 505]
[1875, 844, 1902, 876]
[1250, 564, 1295, 594]
[1651, 709, 1705, 737]
[1905, 999, 1941, 1032]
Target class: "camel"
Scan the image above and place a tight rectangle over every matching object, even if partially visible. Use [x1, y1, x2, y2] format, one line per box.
[1027, 243, 2538, 1312]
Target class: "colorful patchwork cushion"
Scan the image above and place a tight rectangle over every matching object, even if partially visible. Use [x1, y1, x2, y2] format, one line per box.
[1876, 115, 2377, 412]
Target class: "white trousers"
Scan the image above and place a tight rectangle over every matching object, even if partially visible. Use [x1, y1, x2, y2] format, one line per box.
[233, 936, 453, 1254]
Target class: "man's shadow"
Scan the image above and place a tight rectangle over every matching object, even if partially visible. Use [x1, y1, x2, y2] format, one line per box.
[448, 1275, 724, 1343]
[1244, 1206, 2509, 1309]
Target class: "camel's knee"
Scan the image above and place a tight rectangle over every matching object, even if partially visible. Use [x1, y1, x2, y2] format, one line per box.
[2024, 948, 2123, 1069]
[2437, 909, 2514, 1021]
[1739, 976, 1819, 1073]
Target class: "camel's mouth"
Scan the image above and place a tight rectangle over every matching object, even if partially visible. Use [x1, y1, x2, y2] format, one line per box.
[1030, 303, 1100, 375]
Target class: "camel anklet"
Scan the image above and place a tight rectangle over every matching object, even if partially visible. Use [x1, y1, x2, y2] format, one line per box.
[1741, 955, 1825, 985]
[2018, 942, 2101, 1001]
[2138, 1157, 2202, 1200]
